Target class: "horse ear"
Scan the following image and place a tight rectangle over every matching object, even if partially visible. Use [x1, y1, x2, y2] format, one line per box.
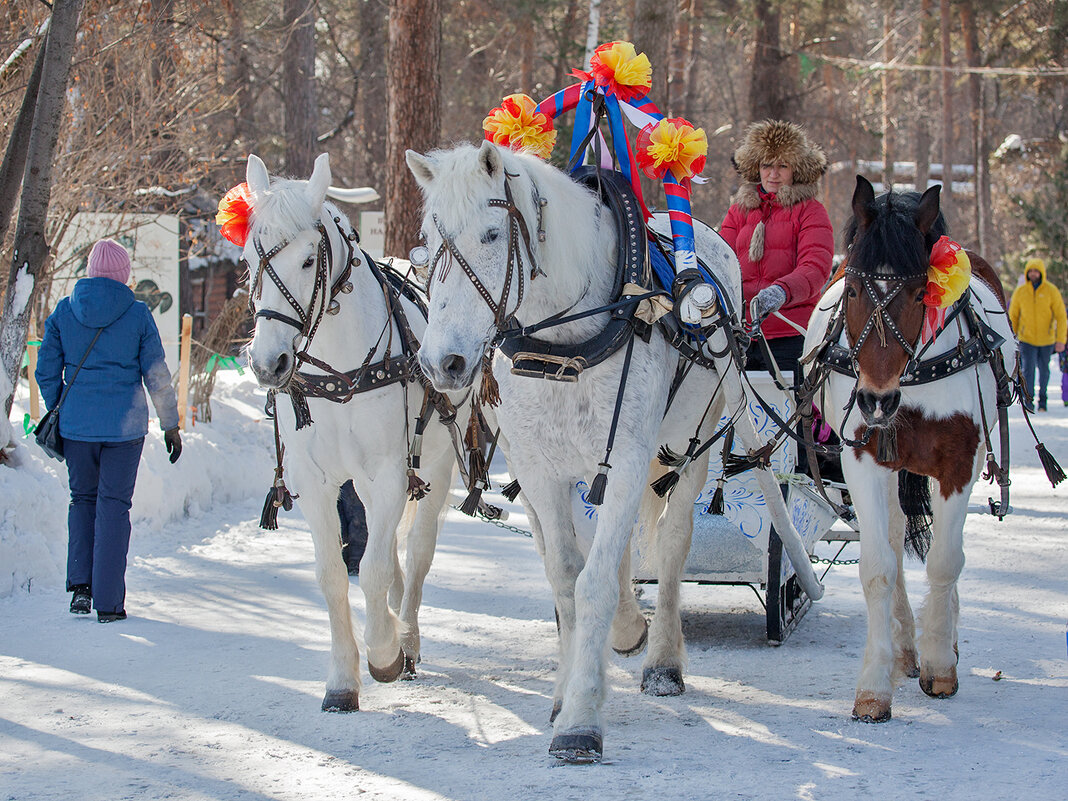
[914, 184, 942, 235]
[851, 175, 876, 228]
[406, 150, 436, 189]
[478, 140, 503, 179]
[246, 154, 270, 195]
[306, 153, 331, 209]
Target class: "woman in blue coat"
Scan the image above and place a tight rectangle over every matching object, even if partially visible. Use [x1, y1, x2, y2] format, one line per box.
[36, 239, 182, 622]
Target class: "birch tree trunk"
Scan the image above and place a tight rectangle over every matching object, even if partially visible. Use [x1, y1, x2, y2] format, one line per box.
[1, 0, 86, 417]
[386, 0, 441, 256]
[0, 30, 47, 245]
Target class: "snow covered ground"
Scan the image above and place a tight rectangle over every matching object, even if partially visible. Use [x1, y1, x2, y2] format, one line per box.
[1, 371, 1066, 800]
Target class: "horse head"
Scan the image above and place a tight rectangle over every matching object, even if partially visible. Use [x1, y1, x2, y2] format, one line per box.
[406, 141, 545, 392]
[843, 175, 944, 427]
[243, 152, 335, 389]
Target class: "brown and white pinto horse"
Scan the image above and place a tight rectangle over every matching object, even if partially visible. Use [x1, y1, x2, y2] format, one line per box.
[803, 176, 1016, 722]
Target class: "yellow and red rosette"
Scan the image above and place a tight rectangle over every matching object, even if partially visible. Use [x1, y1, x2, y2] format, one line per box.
[482, 94, 557, 160]
[925, 236, 971, 309]
[216, 182, 253, 247]
[635, 118, 708, 183]
[572, 41, 652, 103]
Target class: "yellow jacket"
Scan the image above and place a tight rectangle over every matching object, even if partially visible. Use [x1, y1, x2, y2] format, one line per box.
[1009, 260, 1067, 347]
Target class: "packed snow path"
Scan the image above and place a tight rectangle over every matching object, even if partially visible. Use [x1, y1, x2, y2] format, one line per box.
[1, 375, 1065, 800]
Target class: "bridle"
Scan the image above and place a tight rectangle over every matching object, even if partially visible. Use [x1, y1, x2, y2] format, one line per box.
[841, 263, 924, 370]
[423, 170, 545, 331]
[244, 214, 358, 378]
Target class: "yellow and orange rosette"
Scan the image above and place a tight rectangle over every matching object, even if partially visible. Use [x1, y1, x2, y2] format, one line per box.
[925, 236, 971, 309]
[635, 118, 708, 183]
[216, 182, 253, 247]
[572, 41, 652, 103]
[482, 94, 557, 160]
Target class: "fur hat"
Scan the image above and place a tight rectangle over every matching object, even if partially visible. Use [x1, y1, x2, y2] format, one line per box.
[87, 238, 131, 284]
[732, 119, 827, 186]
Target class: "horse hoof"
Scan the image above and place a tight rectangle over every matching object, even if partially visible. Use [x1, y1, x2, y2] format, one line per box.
[896, 650, 920, 679]
[549, 728, 603, 763]
[368, 648, 405, 683]
[920, 673, 958, 698]
[612, 616, 648, 657]
[641, 666, 685, 696]
[549, 699, 562, 724]
[400, 654, 417, 681]
[852, 693, 891, 723]
[321, 689, 360, 712]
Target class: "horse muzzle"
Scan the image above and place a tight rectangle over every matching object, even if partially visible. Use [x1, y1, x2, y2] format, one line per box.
[248, 348, 297, 390]
[857, 388, 901, 427]
[417, 349, 480, 392]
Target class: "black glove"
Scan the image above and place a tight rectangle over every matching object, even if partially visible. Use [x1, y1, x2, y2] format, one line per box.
[164, 427, 182, 464]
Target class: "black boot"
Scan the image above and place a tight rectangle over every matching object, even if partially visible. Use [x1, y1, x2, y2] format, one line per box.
[97, 610, 127, 623]
[69, 585, 91, 615]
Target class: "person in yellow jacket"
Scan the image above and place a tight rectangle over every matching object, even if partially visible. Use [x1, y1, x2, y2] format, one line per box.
[1009, 258, 1067, 411]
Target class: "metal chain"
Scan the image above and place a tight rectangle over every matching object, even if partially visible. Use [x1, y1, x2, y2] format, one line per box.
[809, 553, 860, 566]
[450, 504, 533, 538]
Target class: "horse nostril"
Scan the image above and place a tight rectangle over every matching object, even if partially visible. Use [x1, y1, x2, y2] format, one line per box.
[882, 390, 901, 418]
[441, 354, 466, 378]
[273, 352, 291, 380]
[857, 390, 877, 418]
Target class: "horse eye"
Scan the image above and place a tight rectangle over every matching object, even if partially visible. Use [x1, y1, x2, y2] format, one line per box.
[845, 285, 858, 299]
[916, 289, 926, 303]
[481, 228, 500, 245]
[302, 256, 315, 270]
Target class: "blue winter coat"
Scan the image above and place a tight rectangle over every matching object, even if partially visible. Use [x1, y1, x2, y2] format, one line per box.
[36, 277, 180, 442]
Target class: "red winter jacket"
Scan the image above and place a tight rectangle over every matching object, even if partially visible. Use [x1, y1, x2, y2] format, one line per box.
[719, 182, 834, 340]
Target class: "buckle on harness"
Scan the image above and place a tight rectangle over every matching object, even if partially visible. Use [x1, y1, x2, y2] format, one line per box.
[510, 352, 586, 382]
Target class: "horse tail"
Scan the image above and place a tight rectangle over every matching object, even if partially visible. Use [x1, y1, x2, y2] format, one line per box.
[897, 470, 933, 562]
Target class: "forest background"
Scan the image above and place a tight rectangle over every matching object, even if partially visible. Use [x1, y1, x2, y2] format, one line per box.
[0, 0, 1066, 413]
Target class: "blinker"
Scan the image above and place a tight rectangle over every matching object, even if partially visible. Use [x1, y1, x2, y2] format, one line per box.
[409, 245, 430, 268]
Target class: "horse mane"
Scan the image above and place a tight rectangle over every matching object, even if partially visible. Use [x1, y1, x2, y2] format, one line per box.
[249, 177, 345, 243]
[844, 188, 948, 277]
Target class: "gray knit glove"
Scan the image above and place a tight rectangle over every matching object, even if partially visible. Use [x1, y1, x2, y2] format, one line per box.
[749, 284, 787, 330]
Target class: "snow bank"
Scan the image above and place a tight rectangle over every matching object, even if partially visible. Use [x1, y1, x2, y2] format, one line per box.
[1, 371, 274, 597]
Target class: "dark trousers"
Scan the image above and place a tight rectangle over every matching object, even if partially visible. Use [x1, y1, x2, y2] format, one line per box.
[1019, 342, 1053, 408]
[65, 437, 145, 614]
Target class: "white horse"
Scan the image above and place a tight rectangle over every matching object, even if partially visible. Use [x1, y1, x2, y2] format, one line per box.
[406, 141, 824, 761]
[243, 153, 467, 711]
[802, 177, 1017, 722]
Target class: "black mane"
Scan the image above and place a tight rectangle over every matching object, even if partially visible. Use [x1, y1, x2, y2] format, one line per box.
[844, 189, 948, 277]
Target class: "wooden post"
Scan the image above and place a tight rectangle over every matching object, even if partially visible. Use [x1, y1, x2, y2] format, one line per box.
[27, 319, 40, 420]
[177, 313, 193, 431]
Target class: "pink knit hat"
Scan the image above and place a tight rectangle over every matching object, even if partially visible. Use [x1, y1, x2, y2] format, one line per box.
[87, 238, 131, 283]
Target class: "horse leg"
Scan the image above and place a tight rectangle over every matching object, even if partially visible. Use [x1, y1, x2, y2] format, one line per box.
[551, 455, 648, 762]
[846, 457, 897, 722]
[888, 477, 919, 682]
[639, 451, 708, 695]
[301, 482, 361, 712]
[611, 543, 647, 657]
[517, 477, 584, 725]
[917, 481, 970, 699]
[357, 477, 409, 684]
[398, 455, 455, 679]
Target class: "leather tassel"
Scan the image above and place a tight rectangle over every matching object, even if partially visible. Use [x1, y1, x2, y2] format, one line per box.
[707, 479, 725, 515]
[724, 443, 774, 478]
[1036, 443, 1066, 487]
[650, 469, 680, 498]
[876, 427, 898, 463]
[289, 387, 313, 430]
[460, 485, 482, 516]
[657, 445, 685, 468]
[406, 469, 429, 501]
[501, 478, 522, 502]
[587, 463, 610, 506]
[260, 486, 280, 530]
[479, 354, 501, 408]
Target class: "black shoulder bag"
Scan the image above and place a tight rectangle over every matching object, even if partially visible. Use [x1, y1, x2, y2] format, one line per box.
[35, 328, 103, 462]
